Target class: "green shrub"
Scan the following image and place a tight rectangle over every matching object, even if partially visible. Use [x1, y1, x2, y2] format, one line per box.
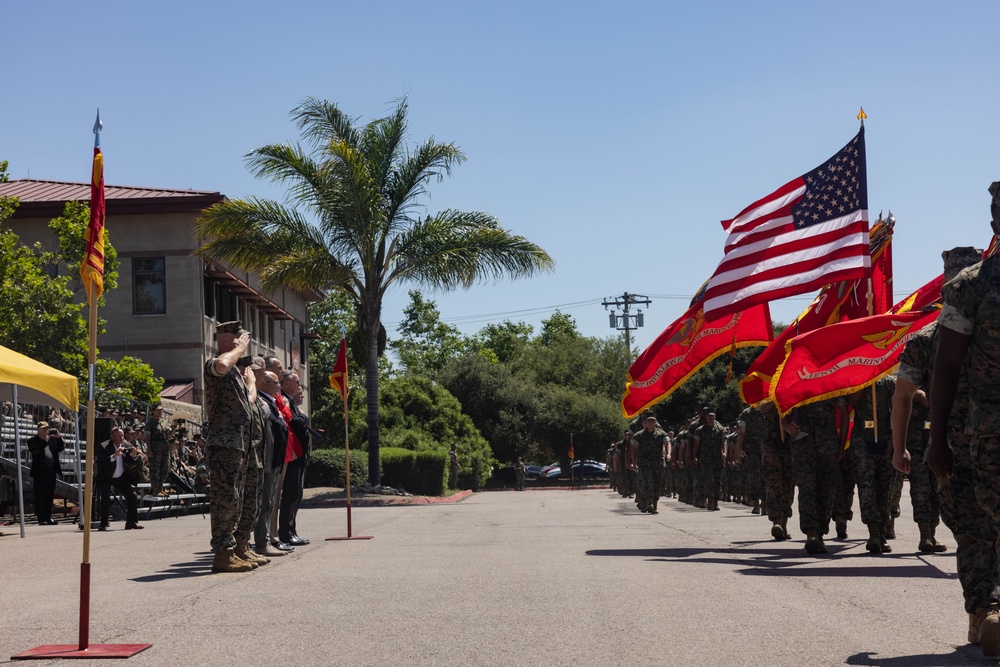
[304, 448, 369, 488]
[380, 447, 448, 496]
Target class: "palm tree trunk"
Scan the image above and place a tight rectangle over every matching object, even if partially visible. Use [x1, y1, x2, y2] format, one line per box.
[366, 327, 381, 486]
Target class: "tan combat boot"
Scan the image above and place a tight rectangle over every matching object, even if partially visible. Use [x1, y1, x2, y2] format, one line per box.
[236, 543, 269, 566]
[835, 518, 848, 539]
[918, 523, 948, 553]
[212, 548, 254, 573]
[971, 607, 1000, 657]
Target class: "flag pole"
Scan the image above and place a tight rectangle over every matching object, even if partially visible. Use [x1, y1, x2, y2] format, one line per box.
[14, 110, 151, 660]
[327, 334, 372, 541]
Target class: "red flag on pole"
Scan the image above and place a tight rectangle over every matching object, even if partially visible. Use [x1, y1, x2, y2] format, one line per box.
[623, 300, 772, 418]
[702, 129, 870, 320]
[769, 274, 945, 417]
[328, 338, 349, 401]
[81, 140, 105, 303]
[567, 434, 574, 461]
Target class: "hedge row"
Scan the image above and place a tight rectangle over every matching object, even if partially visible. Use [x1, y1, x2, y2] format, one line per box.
[380, 447, 448, 496]
[304, 448, 369, 489]
[304, 447, 448, 496]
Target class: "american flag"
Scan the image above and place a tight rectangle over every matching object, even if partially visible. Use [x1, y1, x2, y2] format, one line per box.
[701, 129, 870, 320]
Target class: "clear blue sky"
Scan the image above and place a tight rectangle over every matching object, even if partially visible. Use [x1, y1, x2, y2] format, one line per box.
[6, 1, 1000, 355]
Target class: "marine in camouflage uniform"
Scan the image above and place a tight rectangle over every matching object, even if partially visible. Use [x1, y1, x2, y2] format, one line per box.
[927, 234, 1000, 655]
[844, 376, 897, 554]
[233, 393, 267, 565]
[783, 398, 841, 554]
[757, 402, 794, 540]
[735, 406, 766, 515]
[633, 413, 667, 514]
[615, 433, 634, 498]
[693, 414, 726, 511]
[204, 321, 255, 573]
[147, 406, 175, 496]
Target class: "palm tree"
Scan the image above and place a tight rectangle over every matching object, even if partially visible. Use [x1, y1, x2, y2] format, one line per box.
[195, 97, 554, 485]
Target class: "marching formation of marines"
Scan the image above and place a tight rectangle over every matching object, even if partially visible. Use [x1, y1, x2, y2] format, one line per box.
[607, 183, 1000, 658]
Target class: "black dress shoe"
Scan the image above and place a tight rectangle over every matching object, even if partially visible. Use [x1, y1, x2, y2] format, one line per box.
[288, 535, 309, 546]
[272, 540, 294, 552]
[47, 520, 58, 525]
[98, 524, 108, 531]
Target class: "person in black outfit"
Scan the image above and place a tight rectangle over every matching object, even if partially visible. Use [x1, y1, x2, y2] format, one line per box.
[95, 427, 142, 530]
[278, 371, 311, 546]
[27, 421, 64, 525]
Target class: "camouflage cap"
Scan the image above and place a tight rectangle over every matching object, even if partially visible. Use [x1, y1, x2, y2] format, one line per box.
[989, 181, 1000, 205]
[215, 320, 246, 337]
[942, 246, 981, 280]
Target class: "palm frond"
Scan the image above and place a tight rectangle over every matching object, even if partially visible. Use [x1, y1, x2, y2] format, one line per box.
[259, 246, 362, 298]
[293, 97, 360, 153]
[361, 97, 408, 194]
[383, 209, 554, 295]
[386, 140, 465, 233]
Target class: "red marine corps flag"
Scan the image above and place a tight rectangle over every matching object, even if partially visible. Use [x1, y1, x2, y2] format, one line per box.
[328, 338, 349, 402]
[622, 295, 772, 418]
[769, 275, 944, 417]
[702, 129, 870, 320]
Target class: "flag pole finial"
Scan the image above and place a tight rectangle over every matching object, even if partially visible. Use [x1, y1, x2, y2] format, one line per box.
[857, 106, 867, 127]
[93, 109, 102, 147]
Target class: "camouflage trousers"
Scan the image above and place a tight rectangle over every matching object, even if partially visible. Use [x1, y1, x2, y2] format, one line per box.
[678, 467, 694, 502]
[148, 441, 171, 494]
[234, 460, 263, 549]
[906, 436, 940, 526]
[742, 449, 763, 503]
[207, 446, 248, 553]
[620, 469, 636, 497]
[637, 464, 663, 510]
[832, 454, 855, 522]
[761, 440, 794, 522]
[851, 440, 897, 526]
[697, 457, 723, 504]
[940, 455, 1000, 613]
[662, 466, 675, 496]
[791, 436, 838, 536]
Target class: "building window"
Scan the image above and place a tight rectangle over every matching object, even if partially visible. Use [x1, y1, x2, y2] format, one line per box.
[204, 276, 215, 318]
[268, 318, 275, 348]
[133, 258, 166, 315]
[217, 284, 237, 322]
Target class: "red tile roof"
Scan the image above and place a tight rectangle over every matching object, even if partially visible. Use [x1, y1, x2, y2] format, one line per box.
[0, 179, 225, 217]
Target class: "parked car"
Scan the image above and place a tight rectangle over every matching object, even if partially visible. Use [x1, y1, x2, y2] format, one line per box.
[539, 461, 561, 478]
[540, 460, 608, 479]
[524, 465, 542, 479]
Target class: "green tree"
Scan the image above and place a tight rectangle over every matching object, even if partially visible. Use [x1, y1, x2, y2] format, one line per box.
[195, 97, 553, 484]
[438, 353, 540, 464]
[470, 320, 533, 363]
[372, 375, 494, 490]
[390, 290, 467, 377]
[0, 162, 162, 407]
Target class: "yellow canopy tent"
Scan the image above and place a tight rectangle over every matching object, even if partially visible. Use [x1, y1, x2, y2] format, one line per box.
[0, 345, 80, 538]
[0, 345, 79, 411]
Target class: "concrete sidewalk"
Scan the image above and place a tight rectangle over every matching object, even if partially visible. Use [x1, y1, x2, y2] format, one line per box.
[1, 487, 986, 666]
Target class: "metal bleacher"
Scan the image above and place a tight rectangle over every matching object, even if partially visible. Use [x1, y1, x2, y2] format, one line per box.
[1, 412, 208, 524]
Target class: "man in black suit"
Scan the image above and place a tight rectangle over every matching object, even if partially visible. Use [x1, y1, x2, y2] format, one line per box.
[254, 368, 290, 556]
[95, 427, 142, 530]
[27, 421, 64, 525]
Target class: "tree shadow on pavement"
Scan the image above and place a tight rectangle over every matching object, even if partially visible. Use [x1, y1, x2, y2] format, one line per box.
[585, 545, 959, 579]
[845, 648, 993, 666]
[129, 552, 216, 582]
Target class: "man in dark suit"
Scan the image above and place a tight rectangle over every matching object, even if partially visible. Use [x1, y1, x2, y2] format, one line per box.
[95, 427, 142, 530]
[277, 371, 311, 546]
[254, 368, 290, 555]
[27, 421, 64, 525]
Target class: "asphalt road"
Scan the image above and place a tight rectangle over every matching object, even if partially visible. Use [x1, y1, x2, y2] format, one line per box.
[2, 486, 991, 666]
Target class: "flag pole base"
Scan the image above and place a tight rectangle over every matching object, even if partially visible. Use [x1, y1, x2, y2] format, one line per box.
[13, 644, 152, 660]
[325, 535, 374, 540]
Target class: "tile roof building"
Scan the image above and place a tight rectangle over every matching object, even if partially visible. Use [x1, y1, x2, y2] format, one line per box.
[0, 179, 320, 420]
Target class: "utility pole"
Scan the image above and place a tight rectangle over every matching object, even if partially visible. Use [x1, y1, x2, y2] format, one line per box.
[602, 292, 651, 358]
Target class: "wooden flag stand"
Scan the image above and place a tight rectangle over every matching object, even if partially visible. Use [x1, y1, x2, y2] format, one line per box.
[326, 338, 372, 541]
[13, 117, 151, 660]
